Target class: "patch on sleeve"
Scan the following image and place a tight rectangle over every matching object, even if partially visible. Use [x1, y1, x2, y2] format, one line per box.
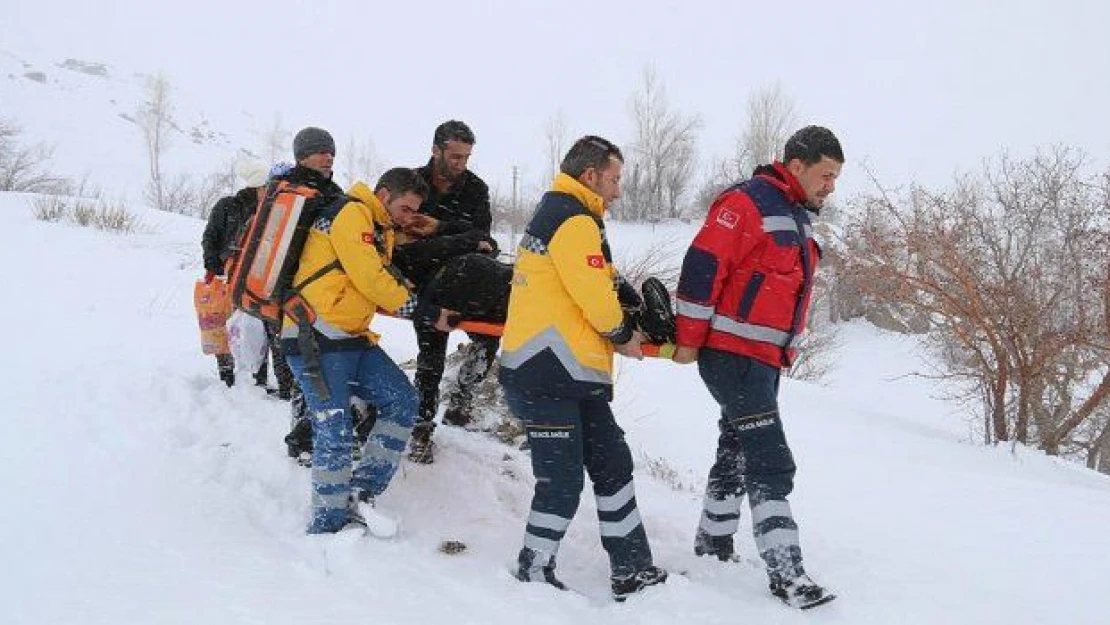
[586, 254, 605, 269]
[716, 208, 739, 229]
[361, 232, 374, 245]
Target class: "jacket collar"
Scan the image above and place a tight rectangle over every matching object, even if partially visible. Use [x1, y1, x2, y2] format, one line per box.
[753, 162, 811, 210]
[346, 181, 396, 259]
[347, 181, 392, 229]
[419, 157, 474, 195]
[286, 164, 343, 196]
[551, 173, 605, 218]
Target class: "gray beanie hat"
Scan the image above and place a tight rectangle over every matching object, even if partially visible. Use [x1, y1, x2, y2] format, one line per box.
[293, 127, 336, 161]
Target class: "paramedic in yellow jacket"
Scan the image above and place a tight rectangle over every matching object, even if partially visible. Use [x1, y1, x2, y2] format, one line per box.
[499, 135, 667, 600]
[278, 139, 455, 535]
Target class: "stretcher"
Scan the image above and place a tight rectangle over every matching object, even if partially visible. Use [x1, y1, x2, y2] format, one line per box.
[437, 318, 676, 359]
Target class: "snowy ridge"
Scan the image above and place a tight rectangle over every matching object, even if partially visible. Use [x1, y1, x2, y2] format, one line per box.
[0, 49, 261, 202]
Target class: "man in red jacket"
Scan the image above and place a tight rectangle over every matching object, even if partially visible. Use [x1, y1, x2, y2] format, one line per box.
[671, 125, 843, 609]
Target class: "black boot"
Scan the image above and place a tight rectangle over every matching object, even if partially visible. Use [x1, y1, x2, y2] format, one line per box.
[216, 354, 235, 387]
[442, 404, 473, 427]
[694, 529, 740, 562]
[515, 547, 566, 590]
[407, 423, 435, 464]
[266, 321, 297, 398]
[611, 565, 668, 601]
[253, 359, 270, 388]
[770, 572, 836, 609]
[284, 416, 313, 467]
[351, 402, 377, 462]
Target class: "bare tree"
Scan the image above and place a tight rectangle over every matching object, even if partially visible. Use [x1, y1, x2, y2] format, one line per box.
[544, 109, 569, 184]
[196, 164, 237, 219]
[260, 113, 291, 165]
[786, 237, 841, 384]
[1083, 400, 1110, 472]
[823, 176, 928, 333]
[613, 238, 682, 292]
[133, 75, 246, 216]
[690, 158, 738, 220]
[138, 73, 174, 211]
[618, 66, 702, 222]
[736, 82, 798, 176]
[844, 147, 1110, 462]
[338, 137, 381, 188]
[0, 119, 70, 193]
[694, 82, 798, 216]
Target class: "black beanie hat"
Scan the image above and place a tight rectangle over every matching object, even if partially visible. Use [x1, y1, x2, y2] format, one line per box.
[293, 127, 336, 161]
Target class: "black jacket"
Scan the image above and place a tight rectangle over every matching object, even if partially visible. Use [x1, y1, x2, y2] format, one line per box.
[394, 161, 497, 288]
[414, 159, 492, 235]
[423, 253, 512, 323]
[394, 231, 497, 288]
[201, 187, 261, 274]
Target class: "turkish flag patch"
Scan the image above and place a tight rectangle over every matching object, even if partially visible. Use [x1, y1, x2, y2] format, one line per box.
[716, 209, 739, 229]
[586, 255, 605, 269]
[361, 232, 374, 245]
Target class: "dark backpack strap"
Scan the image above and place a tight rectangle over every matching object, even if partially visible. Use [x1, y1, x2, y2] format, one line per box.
[329, 194, 399, 261]
[291, 260, 341, 293]
[285, 193, 371, 295]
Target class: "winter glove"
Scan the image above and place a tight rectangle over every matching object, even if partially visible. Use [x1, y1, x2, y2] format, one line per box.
[204, 270, 216, 284]
[604, 311, 636, 346]
[616, 276, 643, 310]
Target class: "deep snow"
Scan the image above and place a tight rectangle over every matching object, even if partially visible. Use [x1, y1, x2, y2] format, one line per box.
[2, 194, 1108, 625]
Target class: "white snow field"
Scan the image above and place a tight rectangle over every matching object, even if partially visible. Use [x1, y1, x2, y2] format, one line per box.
[2, 194, 1108, 625]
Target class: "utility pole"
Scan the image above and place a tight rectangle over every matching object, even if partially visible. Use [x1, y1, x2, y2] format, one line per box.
[510, 165, 520, 250]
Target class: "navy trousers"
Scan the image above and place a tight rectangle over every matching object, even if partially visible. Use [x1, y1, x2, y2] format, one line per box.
[696, 347, 805, 580]
[503, 386, 654, 577]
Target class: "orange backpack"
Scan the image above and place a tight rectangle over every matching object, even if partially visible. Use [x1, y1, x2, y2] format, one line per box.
[226, 180, 325, 328]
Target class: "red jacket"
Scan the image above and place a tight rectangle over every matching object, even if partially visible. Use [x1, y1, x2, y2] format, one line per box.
[675, 163, 820, 368]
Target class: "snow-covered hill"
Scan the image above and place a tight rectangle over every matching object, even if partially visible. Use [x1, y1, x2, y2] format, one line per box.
[1, 49, 266, 202]
[2, 192, 1108, 625]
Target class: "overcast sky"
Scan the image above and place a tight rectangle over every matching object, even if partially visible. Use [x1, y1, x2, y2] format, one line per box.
[5, 0, 1109, 200]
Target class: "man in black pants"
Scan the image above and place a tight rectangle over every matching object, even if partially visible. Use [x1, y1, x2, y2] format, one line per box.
[395, 120, 499, 464]
[201, 158, 296, 399]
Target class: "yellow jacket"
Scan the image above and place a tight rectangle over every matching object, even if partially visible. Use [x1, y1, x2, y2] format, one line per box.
[498, 173, 630, 400]
[282, 181, 413, 349]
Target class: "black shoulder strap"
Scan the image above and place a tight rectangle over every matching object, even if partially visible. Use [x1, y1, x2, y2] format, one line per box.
[291, 260, 341, 293]
[285, 191, 347, 295]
